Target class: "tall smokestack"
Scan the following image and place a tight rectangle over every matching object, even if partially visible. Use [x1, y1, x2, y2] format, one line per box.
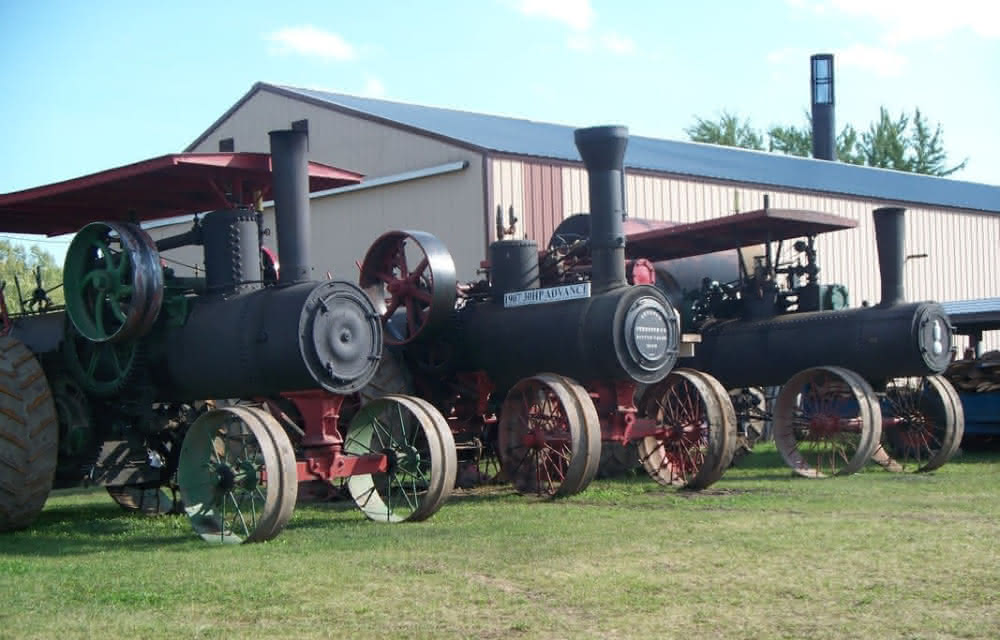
[873, 206, 906, 307]
[574, 125, 628, 293]
[810, 53, 836, 161]
[268, 129, 311, 283]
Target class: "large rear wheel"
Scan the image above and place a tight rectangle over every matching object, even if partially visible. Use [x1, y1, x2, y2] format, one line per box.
[0, 336, 59, 532]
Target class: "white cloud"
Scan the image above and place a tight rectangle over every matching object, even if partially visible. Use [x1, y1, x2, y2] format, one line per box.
[600, 33, 636, 55]
[766, 43, 906, 77]
[515, 0, 594, 31]
[362, 76, 386, 98]
[834, 43, 906, 77]
[789, 0, 1000, 43]
[265, 26, 356, 61]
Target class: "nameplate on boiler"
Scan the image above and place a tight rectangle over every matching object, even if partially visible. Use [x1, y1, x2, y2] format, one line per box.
[503, 282, 591, 308]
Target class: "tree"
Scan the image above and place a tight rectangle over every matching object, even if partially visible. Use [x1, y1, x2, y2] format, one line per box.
[0, 240, 64, 313]
[685, 111, 764, 150]
[686, 107, 967, 177]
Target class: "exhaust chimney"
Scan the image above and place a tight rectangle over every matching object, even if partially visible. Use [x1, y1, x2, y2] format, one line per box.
[810, 54, 836, 161]
[574, 125, 629, 293]
[268, 129, 312, 283]
[873, 206, 906, 307]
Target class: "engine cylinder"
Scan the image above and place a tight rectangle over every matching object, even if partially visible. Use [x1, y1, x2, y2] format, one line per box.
[161, 280, 381, 399]
[202, 209, 262, 294]
[691, 301, 953, 387]
[455, 284, 679, 388]
[489, 239, 539, 302]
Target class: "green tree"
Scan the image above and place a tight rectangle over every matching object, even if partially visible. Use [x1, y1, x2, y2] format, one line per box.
[685, 111, 764, 150]
[686, 107, 967, 177]
[0, 240, 64, 313]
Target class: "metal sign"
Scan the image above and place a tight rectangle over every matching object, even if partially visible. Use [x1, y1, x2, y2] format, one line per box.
[503, 282, 591, 308]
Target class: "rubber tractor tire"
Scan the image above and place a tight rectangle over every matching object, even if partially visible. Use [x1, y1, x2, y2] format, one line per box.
[0, 336, 59, 532]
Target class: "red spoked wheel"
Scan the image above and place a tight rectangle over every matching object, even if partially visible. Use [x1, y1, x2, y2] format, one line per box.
[872, 375, 964, 473]
[359, 230, 456, 345]
[497, 374, 600, 497]
[773, 366, 882, 478]
[637, 369, 733, 489]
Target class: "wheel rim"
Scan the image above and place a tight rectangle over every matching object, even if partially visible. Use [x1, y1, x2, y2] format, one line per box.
[359, 230, 456, 345]
[773, 366, 881, 478]
[177, 406, 297, 544]
[637, 369, 725, 488]
[345, 394, 454, 522]
[683, 369, 738, 487]
[540, 373, 601, 495]
[875, 375, 963, 472]
[63, 221, 163, 343]
[497, 375, 591, 497]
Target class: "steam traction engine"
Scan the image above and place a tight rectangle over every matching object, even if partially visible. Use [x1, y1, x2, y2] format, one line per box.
[358, 126, 738, 496]
[557, 197, 964, 477]
[0, 129, 456, 543]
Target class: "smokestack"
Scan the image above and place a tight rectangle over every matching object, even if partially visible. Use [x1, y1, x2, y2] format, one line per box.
[810, 54, 836, 161]
[268, 129, 312, 283]
[873, 206, 906, 307]
[574, 125, 629, 293]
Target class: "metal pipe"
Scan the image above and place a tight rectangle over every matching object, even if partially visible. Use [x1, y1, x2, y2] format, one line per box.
[810, 54, 836, 161]
[268, 129, 312, 283]
[873, 206, 906, 307]
[574, 125, 629, 293]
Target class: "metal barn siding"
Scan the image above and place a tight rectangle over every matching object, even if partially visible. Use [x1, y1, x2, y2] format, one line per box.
[521, 162, 564, 247]
[490, 158, 525, 240]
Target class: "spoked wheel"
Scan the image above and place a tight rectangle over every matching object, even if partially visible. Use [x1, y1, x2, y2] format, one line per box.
[637, 369, 734, 489]
[345, 394, 456, 522]
[63, 221, 163, 343]
[359, 230, 457, 345]
[107, 484, 182, 515]
[773, 366, 882, 478]
[872, 375, 964, 473]
[177, 406, 297, 544]
[62, 322, 140, 397]
[497, 374, 600, 497]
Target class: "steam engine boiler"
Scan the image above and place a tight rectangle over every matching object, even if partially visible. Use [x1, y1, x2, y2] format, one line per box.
[359, 126, 739, 496]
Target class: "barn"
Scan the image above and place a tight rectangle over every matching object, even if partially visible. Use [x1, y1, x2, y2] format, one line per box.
[150, 81, 1000, 349]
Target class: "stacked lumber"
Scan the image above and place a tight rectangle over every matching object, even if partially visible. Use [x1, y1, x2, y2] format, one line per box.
[946, 351, 1000, 393]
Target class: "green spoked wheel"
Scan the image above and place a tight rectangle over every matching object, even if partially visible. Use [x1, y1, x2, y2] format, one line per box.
[873, 375, 964, 473]
[773, 366, 882, 478]
[62, 322, 140, 397]
[497, 374, 601, 498]
[63, 221, 163, 343]
[345, 394, 456, 523]
[177, 406, 297, 544]
[636, 369, 734, 489]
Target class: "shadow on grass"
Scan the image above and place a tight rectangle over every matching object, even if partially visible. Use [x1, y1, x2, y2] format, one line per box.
[1, 503, 191, 557]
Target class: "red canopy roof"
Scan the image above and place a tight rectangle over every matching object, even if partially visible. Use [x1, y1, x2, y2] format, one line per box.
[625, 208, 858, 261]
[0, 153, 362, 236]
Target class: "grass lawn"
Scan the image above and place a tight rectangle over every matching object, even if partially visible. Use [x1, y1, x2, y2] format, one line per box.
[1, 445, 998, 639]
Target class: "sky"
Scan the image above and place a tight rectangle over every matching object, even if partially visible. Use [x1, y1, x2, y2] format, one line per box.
[1, 0, 998, 262]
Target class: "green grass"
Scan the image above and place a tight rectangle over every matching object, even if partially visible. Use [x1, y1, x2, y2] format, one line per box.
[2, 445, 999, 639]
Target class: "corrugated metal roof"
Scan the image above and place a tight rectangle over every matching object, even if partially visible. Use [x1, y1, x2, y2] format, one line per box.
[942, 297, 1000, 331]
[273, 83, 1000, 214]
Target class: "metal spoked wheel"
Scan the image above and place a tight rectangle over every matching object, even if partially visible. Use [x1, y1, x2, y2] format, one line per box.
[62, 322, 141, 397]
[345, 394, 456, 522]
[497, 374, 600, 497]
[359, 230, 457, 345]
[177, 406, 297, 544]
[107, 484, 182, 516]
[872, 375, 964, 473]
[773, 366, 882, 478]
[63, 221, 163, 343]
[637, 369, 733, 489]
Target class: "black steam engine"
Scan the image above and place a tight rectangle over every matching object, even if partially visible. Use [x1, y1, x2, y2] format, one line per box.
[359, 126, 738, 496]
[0, 129, 456, 542]
[541, 183, 964, 478]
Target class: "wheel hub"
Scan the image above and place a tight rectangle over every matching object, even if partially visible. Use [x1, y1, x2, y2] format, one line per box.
[215, 464, 237, 491]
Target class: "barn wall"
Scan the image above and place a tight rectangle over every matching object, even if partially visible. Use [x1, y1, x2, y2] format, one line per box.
[180, 90, 488, 280]
[490, 158, 1000, 351]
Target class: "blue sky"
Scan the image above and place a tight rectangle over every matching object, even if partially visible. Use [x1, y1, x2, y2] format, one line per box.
[1, 0, 997, 259]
